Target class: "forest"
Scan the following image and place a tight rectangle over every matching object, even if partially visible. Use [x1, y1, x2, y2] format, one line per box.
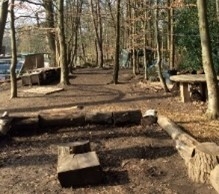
[0, 1, 219, 193]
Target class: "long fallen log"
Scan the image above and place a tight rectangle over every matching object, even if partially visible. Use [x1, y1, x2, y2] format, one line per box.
[157, 114, 219, 191]
[38, 106, 86, 128]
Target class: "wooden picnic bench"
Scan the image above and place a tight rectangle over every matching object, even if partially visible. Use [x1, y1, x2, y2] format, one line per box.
[21, 67, 60, 86]
[170, 74, 219, 103]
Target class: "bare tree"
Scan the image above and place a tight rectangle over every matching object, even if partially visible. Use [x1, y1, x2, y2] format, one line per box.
[10, 0, 17, 98]
[154, 0, 169, 92]
[197, 0, 219, 119]
[57, 0, 70, 85]
[113, 0, 120, 84]
[43, 0, 56, 66]
[88, 0, 103, 68]
[0, 0, 9, 54]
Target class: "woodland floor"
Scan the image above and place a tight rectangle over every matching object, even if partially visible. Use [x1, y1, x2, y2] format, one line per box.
[0, 67, 219, 194]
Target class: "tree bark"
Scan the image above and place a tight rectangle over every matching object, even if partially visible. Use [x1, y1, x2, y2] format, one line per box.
[0, 0, 8, 54]
[57, 0, 70, 85]
[113, 0, 121, 84]
[88, 0, 103, 68]
[197, 0, 219, 119]
[187, 142, 219, 183]
[210, 165, 219, 193]
[154, 0, 170, 92]
[43, 0, 56, 66]
[10, 0, 17, 98]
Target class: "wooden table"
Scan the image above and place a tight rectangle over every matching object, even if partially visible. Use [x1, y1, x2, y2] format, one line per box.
[170, 74, 216, 102]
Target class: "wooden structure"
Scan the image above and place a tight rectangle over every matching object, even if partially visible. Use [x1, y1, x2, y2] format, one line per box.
[21, 67, 60, 86]
[170, 74, 219, 103]
[21, 53, 44, 73]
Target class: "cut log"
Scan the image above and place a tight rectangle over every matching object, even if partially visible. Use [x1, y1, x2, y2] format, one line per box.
[141, 109, 158, 126]
[0, 112, 13, 136]
[58, 140, 91, 157]
[157, 115, 185, 140]
[10, 116, 39, 136]
[157, 115, 199, 162]
[57, 151, 103, 187]
[187, 142, 219, 183]
[157, 114, 219, 192]
[210, 165, 219, 193]
[85, 111, 113, 125]
[38, 107, 85, 128]
[113, 110, 142, 126]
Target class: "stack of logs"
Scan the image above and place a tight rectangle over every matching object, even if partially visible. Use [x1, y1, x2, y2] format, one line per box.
[157, 115, 219, 193]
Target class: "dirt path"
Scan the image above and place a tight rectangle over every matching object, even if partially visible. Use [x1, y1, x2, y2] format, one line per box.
[0, 67, 218, 193]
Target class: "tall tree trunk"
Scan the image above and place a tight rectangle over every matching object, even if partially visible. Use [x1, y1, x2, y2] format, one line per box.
[216, 0, 219, 22]
[43, 0, 56, 66]
[89, 0, 103, 68]
[113, 0, 121, 84]
[10, 0, 17, 98]
[0, 0, 8, 54]
[57, 0, 70, 85]
[154, 0, 169, 92]
[169, 5, 175, 69]
[197, 0, 219, 119]
[131, 3, 136, 76]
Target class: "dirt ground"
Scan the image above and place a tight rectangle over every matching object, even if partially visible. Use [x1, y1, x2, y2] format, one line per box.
[0, 67, 219, 194]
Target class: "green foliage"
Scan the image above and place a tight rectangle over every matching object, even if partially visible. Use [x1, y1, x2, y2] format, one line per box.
[175, 0, 219, 72]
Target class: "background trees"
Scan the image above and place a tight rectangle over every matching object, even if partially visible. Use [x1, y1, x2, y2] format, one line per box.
[1, 0, 219, 117]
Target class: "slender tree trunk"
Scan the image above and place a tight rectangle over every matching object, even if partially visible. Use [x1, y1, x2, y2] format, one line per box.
[170, 6, 175, 69]
[154, 0, 169, 92]
[0, 0, 8, 54]
[132, 4, 136, 76]
[57, 0, 70, 85]
[216, 0, 219, 22]
[43, 0, 56, 66]
[113, 0, 121, 84]
[10, 0, 17, 98]
[197, 0, 219, 119]
[89, 0, 103, 68]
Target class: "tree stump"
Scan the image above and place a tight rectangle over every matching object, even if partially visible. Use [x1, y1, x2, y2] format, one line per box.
[57, 141, 103, 187]
[210, 165, 219, 193]
[0, 112, 12, 136]
[113, 110, 142, 126]
[85, 111, 113, 125]
[141, 109, 158, 126]
[187, 142, 219, 183]
[57, 152, 103, 187]
[58, 140, 91, 157]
